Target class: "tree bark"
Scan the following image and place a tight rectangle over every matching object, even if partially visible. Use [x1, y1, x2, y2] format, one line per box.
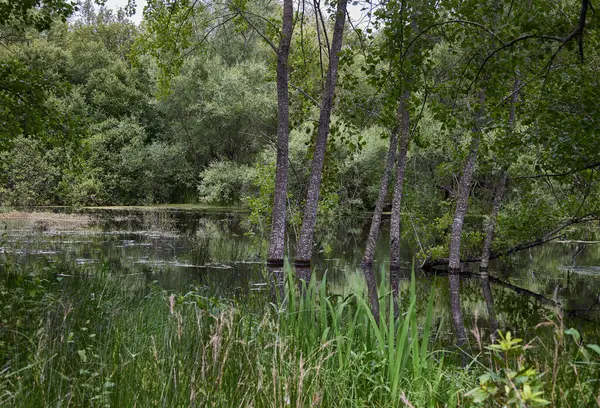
[480, 173, 507, 270]
[266, 0, 294, 266]
[362, 264, 380, 322]
[479, 174, 505, 339]
[448, 142, 478, 348]
[389, 92, 411, 271]
[294, 0, 348, 265]
[447, 91, 485, 348]
[267, 265, 285, 303]
[362, 127, 399, 266]
[388, 92, 411, 311]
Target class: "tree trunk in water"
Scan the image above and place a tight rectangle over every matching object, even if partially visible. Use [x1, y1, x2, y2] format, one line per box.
[447, 142, 478, 348]
[480, 176, 507, 271]
[266, 0, 294, 267]
[362, 127, 399, 266]
[389, 91, 411, 305]
[362, 264, 380, 322]
[267, 266, 285, 303]
[448, 91, 485, 349]
[479, 174, 505, 340]
[294, 0, 348, 265]
[479, 77, 518, 339]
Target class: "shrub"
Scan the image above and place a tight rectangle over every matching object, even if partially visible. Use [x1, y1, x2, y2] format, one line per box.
[0, 137, 64, 207]
[197, 160, 256, 205]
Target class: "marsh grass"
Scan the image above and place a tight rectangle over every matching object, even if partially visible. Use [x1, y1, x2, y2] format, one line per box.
[0, 261, 470, 407]
[1, 260, 599, 407]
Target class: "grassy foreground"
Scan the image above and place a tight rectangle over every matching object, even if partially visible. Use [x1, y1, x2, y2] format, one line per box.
[1, 262, 599, 407]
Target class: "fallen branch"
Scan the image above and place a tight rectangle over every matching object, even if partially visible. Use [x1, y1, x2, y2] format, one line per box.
[421, 215, 599, 270]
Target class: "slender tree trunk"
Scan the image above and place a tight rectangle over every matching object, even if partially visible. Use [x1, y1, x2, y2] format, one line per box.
[480, 174, 506, 271]
[362, 264, 380, 322]
[479, 79, 518, 271]
[479, 174, 505, 339]
[448, 91, 485, 349]
[294, 0, 348, 265]
[266, 0, 294, 267]
[479, 77, 518, 338]
[447, 143, 478, 348]
[389, 91, 411, 305]
[422, 214, 599, 269]
[362, 127, 399, 266]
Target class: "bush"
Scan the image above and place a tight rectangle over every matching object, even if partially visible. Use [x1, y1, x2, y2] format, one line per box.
[0, 137, 64, 207]
[197, 161, 257, 205]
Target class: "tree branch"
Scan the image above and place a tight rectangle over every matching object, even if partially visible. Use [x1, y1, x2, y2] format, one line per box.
[509, 161, 600, 181]
[421, 215, 600, 270]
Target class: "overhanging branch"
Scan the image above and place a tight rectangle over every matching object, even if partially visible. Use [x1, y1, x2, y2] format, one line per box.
[421, 215, 600, 270]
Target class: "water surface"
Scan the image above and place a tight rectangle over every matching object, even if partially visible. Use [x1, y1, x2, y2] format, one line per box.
[1, 207, 599, 338]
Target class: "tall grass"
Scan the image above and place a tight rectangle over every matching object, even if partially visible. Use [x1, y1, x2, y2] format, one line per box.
[4, 259, 597, 407]
[0, 262, 468, 407]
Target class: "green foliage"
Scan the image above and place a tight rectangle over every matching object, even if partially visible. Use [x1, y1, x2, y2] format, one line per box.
[468, 331, 550, 407]
[134, 0, 203, 94]
[0, 137, 66, 207]
[198, 161, 257, 205]
[0, 59, 78, 151]
[246, 156, 276, 227]
[0, 0, 77, 34]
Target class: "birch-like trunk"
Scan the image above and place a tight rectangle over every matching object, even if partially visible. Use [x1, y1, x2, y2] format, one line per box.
[295, 0, 348, 265]
[362, 127, 399, 266]
[480, 175, 506, 270]
[362, 264, 380, 322]
[447, 143, 478, 347]
[479, 174, 505, 338]
[479, 77, 518, 338]
[448, 92, 485, 348]
[389, 91, 411, 304]
[266, 0, 294, 266]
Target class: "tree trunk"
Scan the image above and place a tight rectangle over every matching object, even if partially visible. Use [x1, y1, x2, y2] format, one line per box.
[479, 174, 505, 339]
[480, 174, 507, 270]
[448, 142, 478, 348]
[421, 214, 600, 270]
[362, 127, 399, 266]
[362, 264, 380, 322]
[266, 0, 294, 267]
[479, 77, 518, 338]
[480, 77, 518, 271]
[267, 265, 285, 303]
[389, 92, 411, 309]
[448, 91, 485, 349]
[479, 77, 519, 269]
[294, 0, 348, 265]
[389, 92, 410, 271]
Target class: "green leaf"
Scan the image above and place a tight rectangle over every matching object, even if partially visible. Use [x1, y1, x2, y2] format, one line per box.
[587, 344, 600, 356]
[565, 328, 581, 343]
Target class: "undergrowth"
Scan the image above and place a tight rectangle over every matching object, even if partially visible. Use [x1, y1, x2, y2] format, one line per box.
[0, 261, 598, 407]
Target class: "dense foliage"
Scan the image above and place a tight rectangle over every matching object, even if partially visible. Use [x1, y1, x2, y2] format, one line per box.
[1, 0, 599, 266]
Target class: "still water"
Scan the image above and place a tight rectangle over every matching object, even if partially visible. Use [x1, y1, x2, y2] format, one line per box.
[1, 207, 599, 337]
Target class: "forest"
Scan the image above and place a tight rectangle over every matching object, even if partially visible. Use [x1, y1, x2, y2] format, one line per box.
[1, 0, 600, 406]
